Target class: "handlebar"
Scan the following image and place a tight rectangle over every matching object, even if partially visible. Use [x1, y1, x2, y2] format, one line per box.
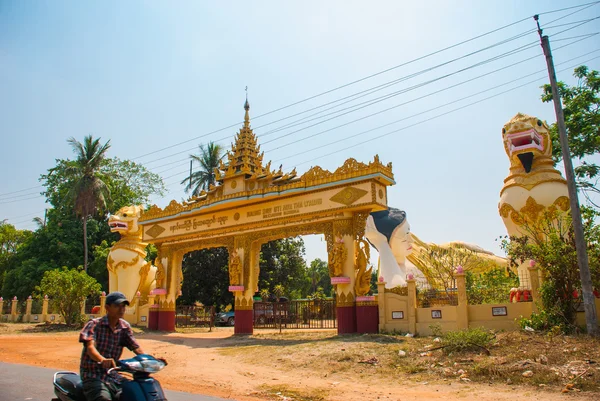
[107, 366, 121, 375]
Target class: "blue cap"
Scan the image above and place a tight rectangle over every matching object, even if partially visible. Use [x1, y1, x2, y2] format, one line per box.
[105, 291, 130, 306]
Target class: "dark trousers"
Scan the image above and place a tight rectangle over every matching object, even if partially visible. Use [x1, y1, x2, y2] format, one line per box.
[82, 378, 121, 401]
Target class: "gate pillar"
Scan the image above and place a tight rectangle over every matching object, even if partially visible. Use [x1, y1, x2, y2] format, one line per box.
[230, 236, 255, 334]
[330, 217, 358, 334]
[151, 246, 179, 332]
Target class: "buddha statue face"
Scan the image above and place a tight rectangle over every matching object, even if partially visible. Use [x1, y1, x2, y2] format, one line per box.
[389, 219, 413, 263]
[365, 209, 413, 265]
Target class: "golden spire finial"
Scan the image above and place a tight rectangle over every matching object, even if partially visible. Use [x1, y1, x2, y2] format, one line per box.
[244, 86, 250, 127]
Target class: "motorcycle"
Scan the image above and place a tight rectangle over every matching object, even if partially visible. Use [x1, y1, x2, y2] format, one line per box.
[52, 354, 167, 401]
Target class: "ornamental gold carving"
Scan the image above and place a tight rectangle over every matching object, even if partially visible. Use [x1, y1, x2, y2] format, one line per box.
[354, 239, 372, 297]
[385, 286, 409, 296]
[229, 251, 242, 286]
[352, 212, 369, 240]
[499, 195, 570, 227]
[334, 158, 368, 175]
[164, 200, 184, 214]
[235, 296, 254, 310]
[154, 257, 165, 288]
[301, 166, 333, 182]
[329, 236, 347, 277]
[333, 219, 353, 237]
[329, 187, 368, 206]
[520, 196, 546, 222]
[336, 291, 355, 307]
[146, 224, 166, 239]
[107, 254, 141, 274]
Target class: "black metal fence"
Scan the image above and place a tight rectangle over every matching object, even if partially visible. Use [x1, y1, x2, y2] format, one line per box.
[175, 305, 215, 329]
[85, 294, 101, 314]
[253, 299, 337, 329]
[1, 301, 11, 314]
[31, 299, 43, 314]
[416, 283, 458, 308]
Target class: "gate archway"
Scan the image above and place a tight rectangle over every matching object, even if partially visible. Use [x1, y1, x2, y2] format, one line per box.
[137, 101, 394, 334]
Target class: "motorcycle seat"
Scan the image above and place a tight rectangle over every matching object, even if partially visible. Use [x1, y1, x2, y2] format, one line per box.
[55, 373, 85, 399]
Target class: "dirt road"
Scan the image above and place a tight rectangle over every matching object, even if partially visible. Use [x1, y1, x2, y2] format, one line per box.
[0, 326, 595, 401]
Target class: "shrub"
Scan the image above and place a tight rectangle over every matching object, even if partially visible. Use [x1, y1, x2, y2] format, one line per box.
[442, 327, 495, 354]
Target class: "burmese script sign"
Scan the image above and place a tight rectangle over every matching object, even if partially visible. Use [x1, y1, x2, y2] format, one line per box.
[142, 181, 387, 242]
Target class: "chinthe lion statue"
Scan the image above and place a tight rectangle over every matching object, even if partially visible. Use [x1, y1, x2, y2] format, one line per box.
[498, 113, 570, 287]
[107, 205, 157, 306]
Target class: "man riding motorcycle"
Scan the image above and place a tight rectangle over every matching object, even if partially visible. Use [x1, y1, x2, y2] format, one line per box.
[79, 291, 145, 401]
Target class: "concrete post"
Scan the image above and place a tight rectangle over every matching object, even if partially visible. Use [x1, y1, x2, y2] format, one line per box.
[455, 270, 469, 330]
[0, 297, 4, 320]
[25, 296, 33, 323]
[527, 261, 540, 311]
[42, 295, 49, 322]
[407, 277, 417, 334]
[135, 291, 141, 325]
[100, 292, 106, 313]
[11, 297, 18, 322]
[377, 280, 386, 332]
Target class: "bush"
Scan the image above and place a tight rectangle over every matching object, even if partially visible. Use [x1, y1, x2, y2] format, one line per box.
[466, 268, 519, 304]
[442, 327, 495, 354]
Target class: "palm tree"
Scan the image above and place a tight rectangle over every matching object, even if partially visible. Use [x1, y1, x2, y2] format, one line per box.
[181, 142, 224, 196]
[66, 135, 111, 272]
[32, 216, 46, 230]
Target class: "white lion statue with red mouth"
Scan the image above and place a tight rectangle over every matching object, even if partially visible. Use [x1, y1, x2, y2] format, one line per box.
[499, 113, 570, 287]
[107, 205, 157, 306]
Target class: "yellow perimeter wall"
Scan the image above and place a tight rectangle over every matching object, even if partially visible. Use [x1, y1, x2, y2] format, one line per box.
[379, 281, 600, 336]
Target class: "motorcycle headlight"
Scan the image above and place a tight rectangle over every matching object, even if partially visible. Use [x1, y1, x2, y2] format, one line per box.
[139, 359, 165, 373]
[122, 359, 165, 373]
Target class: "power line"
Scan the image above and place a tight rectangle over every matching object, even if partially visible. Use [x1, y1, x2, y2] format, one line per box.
[144, 33, 600, 192]
[285, 54, 600, 169]
[136, 13, 595, 173]
[156, 49, 600, 195]
[4, 4, 597, 204]
[128, 3, 598, 166]
[263, 34, 598, 155]
[1, 210, 45, 221]
[141, 34, 542, 168]
[0, 190, 43, 201]
[0, 185, 43, 197]
[4, 3, 595, 198]
[130, 16, 539, 163]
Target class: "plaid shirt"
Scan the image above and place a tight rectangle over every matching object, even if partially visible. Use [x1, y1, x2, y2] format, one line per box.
[79, 316, 140, 381]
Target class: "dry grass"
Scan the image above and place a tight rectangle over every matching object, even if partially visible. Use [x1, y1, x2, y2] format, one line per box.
[219, 330, 600, 393]
[257, 384, 328, 401]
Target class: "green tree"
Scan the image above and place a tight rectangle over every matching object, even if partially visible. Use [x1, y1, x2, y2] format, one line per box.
[501, 207, 600, 333]
[0, 222, 31, 290]
[65, 135, 112, 272]
[35, 267, 101, 326]
[465, 268, 519, 304]
[37, 155, 166, 289]
[307, 258, 332, 297]
[541, 66, 600, 207]
[181, 142, 224, 196]
[179, 247, 233, 310]
[410, 245, 483, 292]
[259, 238, 309, 299]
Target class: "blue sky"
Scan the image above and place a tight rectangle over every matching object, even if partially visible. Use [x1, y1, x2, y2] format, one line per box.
[1, 1, 599, 265]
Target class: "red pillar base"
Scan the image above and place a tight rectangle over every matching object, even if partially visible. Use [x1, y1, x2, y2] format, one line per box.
[337, 306, 356, 334]
[356, 305, 378, 333]
[148, 306, 159, 330]
[157, 310, 175, 332]
[234, 309, 254, 334]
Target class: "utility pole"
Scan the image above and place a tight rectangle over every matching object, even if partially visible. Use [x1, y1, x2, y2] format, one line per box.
[534, 15, 598, 335]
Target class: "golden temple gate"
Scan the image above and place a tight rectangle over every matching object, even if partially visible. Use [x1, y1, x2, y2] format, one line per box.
[139, 101, 394, 334]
